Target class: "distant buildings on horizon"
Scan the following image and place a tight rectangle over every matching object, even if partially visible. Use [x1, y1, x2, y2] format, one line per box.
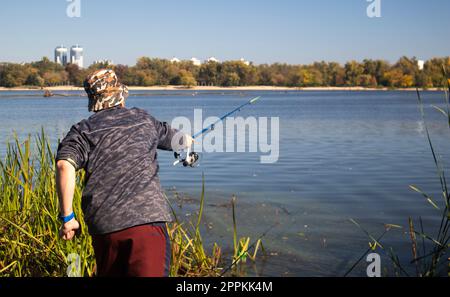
[54, 46, 251, 69]
[417, 60, 425, 71]
[93, 59, 114, 65]
[1, 49, 428, 69]
[54, 45, 84, 68]
[170, 56, 251, 66]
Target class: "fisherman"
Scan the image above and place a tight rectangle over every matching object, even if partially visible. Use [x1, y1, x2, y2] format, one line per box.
[55, 69, 193, 277]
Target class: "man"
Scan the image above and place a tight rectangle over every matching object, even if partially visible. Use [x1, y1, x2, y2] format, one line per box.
[56, 69, 192, 277]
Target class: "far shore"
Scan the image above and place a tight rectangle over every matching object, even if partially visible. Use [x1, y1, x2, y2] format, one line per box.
[0, 85, 444, 92]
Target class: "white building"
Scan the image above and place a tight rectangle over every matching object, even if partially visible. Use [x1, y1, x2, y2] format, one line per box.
[70, 45, 84, 68]
[417, 60, 425, 71]
[240, 58, 250, 66]
[190, 57, 201, 66]
[170, 57, 181, 63]
[54, 46, 68, 66]
[207, 56, 220, 63]
[93, 59, 113, 65]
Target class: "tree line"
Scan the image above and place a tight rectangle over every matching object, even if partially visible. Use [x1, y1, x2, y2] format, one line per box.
[0, 56, 449, 88]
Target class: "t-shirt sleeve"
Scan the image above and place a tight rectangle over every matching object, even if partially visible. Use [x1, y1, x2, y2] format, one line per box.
[56, 123, 90, 170]
[152, 117, 178, 151]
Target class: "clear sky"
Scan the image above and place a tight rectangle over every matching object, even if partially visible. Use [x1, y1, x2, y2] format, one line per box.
[0, 0, 449, 66]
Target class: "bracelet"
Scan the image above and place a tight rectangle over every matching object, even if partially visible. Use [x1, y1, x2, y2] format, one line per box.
[59, 212, 75, 223]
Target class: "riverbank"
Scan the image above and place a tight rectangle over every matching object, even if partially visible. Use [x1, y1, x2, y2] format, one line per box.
[0, 86, 443, 92]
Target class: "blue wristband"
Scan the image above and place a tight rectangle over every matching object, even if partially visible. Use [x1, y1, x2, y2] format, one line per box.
[59, 212, 75, 223]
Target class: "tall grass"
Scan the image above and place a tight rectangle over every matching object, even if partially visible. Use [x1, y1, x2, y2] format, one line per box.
[347, 69, 450, 277]
[407, 81, 450, 276]
[0, 130, 93, 276]
[0, 131, 261, 277]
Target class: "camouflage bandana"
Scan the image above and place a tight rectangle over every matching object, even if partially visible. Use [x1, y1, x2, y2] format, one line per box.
[84, 69, 129, 112]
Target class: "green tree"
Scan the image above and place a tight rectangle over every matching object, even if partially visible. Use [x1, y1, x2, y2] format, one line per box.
[43, 71, 68, 86]
[394, 56, 418, 76]
[291, 68, 313, 87]
[363, 59, 377, 77]
[270, 73, 287, 86]
[256, 64, 273, 85]
[0, 64, 28, 87]
[359, 74, 377, 87]
[1, 55, 449, 89]
[383, 69, 404, 88]
[423, 58, 449, 88]
[88, 62, 112, 71]
[198, 61, 220, 86]
[312, 61, 330, 86]
[135, 57, 153, 70]
[221, 72, 240, 87]
[25, 69, 45, 86]
[179, 70, 197, 88]
[65, 64, 86, 86]
[113, 64, 136, 85]
[134, 69, 157, 86]
[344, 61, 365, 86]
[327, 62, 346, 86]
[31, 57, 64, 76]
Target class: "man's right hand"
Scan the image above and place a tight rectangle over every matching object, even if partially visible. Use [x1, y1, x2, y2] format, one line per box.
[59, 218, 80, 241]
[171, 132, 195, 152]
[183, 133, 194, 148]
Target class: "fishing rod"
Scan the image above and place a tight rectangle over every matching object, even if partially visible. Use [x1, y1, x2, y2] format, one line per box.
[192, 96, 261, 139]
[173, 96, 262, 167]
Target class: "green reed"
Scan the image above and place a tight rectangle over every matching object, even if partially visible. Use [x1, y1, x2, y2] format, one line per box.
[347, 68, 450, 277]
[0, 131, 261, 277]
[408, 68, 450, 276]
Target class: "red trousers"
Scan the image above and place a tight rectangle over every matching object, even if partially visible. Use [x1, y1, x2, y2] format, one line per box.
[91, 223, 171, 277]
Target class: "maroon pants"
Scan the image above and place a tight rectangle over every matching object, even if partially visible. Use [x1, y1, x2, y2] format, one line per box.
[91, 223, 171, 277]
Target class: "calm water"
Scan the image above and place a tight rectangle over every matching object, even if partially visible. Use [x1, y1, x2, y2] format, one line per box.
[1, 90, 449, 276]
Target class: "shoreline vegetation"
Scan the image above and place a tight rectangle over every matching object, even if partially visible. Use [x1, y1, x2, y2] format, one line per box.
[0, 85, 446, 92]
[0, 131, 261, 277]
[1, 56, 449, 91]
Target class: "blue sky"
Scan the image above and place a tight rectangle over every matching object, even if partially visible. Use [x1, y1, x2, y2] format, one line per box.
[0, 0, 449, 66]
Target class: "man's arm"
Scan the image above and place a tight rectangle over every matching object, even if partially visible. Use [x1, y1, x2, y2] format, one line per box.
[153, 117, 193, 151]
[54, 123, 89, 240]
[56, 160, 80, 241]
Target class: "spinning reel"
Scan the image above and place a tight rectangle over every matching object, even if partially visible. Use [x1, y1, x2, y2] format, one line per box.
[173, 147, 200, 168]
